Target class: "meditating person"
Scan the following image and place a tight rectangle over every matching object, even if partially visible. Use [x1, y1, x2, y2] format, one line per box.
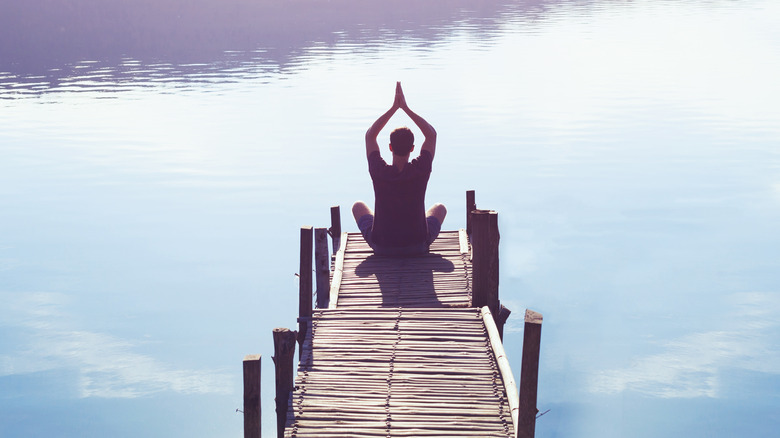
[352, 82, 447, 256]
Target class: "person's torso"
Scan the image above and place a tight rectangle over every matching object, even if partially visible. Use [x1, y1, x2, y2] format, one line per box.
[369, 151, 432, 248]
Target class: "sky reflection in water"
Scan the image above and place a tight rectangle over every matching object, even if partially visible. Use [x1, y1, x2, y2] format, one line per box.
[1, 0, 779, 437]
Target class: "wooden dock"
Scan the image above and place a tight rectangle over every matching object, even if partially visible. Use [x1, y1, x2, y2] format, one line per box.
[288, 307, 513, 437]
[245, 192, 542, 438]
[330, 230, 472, 309]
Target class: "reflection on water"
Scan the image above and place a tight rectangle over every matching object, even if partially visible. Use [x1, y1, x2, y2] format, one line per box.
[0, 55, 277, 99]
[1, 0, 529, 98]
[591, 292, 780, 398]
[1, 0, 780, 437]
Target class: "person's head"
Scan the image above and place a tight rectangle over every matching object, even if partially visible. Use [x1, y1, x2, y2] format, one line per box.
[389, 127, 414, 156]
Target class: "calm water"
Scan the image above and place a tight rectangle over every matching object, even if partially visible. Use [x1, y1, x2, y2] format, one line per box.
[2, 0, 779, 436]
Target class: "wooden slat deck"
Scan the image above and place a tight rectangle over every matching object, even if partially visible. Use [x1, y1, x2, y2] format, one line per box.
[332, 230, 472, 309]
[284, 230, 515, 438]
[286, 308, 514, 438]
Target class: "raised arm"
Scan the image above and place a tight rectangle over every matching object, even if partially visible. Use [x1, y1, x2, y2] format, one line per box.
[365, 93, 400, 159]
[396, 82, 437, 160]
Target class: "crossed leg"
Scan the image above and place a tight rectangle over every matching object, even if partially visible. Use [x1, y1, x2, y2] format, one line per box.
[353, 201, 446, 225]
[426, 203, 447, 225]
[352, 201, 373, 222]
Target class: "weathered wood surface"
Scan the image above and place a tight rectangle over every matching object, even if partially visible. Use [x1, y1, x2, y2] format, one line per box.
[284, 308, 514, 438]
[315, 227, 330, 309]
[243, 354, 262, 438]
[471, 210, 499, 315]
[331, 230, 472, 309]
[299, 227, 313, 352]
[274, 328, 298, 438]
[518, 310, 543, 438]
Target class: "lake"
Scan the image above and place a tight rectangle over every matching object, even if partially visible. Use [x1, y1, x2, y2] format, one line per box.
[1, 0, 779, 437]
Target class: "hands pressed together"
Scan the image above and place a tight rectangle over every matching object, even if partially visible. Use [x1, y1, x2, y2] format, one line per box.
[393, 81, 409, 112]
[365, 81, 436, 159]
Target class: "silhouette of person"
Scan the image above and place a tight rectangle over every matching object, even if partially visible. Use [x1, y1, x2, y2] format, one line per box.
[352, 82, 447, 256]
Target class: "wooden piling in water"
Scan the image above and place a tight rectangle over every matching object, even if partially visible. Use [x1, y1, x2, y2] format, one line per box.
[273, 328, 297, 438]
[497, 304, 512, 341]
[518, 309, 543, 438]
[329, 206, 341, 254]
[471, 209, 500, 317]
[314, 227, 329, 309]
[243, 354, 261, 438]
[466, 189, 476, 236]
[298, 226, 313, 354]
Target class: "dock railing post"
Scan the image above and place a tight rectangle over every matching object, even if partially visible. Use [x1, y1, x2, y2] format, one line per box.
[497, 304, 512, 341]
[466, 189, 476, 236]
[471, 209, 500, 317]
[273, 328, 297, 438]
[518, 309, 543, 438]
[243, 354, 262, 438]
[299, 226, 313, 355]
[329, 206, 342, 254]
[314, 227, 330, 308]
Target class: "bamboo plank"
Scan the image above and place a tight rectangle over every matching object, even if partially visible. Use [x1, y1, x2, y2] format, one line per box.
[482, 306, 519, 434]
[333, 230, 472, 309]
[286, 307, 514, 438]
[327, 231, 348, 309]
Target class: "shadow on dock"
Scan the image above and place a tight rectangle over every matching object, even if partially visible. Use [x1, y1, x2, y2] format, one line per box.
[355, 253, 455, 308]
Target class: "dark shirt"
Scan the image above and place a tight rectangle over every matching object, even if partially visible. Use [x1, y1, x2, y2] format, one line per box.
[368, 150, 432, 248]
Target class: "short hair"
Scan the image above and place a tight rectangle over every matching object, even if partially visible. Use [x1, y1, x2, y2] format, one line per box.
[389, 127, 414, 156]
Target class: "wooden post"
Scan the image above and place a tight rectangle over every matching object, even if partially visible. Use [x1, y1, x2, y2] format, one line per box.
[299, 226, 313, 354]
[471, 209, 499, 316]
[314, 227, 330, 309]
[518, 309, 543, 438]
[496, 304, 512, 341]
[243, 354, 261, 438]
[329, 206, 342, 254]
[273, 328, 297, 438]
[466, 190, 476, 236]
